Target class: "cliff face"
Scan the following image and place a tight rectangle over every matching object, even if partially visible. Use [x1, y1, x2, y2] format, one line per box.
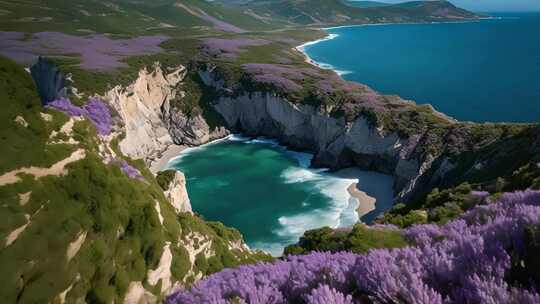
[196, 69, 430, 201]
[105, 63, 185, 167]
[165, 106, 229, 146]
[163, 171, 193, 214]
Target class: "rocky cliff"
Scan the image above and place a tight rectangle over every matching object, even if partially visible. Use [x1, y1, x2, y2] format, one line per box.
[161, 66, 535, 205]
[163, 171, 193, 214]
[104, 63, 185, 167]
[195, 68, 431, 201]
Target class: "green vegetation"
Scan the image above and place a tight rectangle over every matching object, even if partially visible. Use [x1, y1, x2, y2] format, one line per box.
[220, 0, 477, 26]
[0, 0, 276, 36]
[0, 55, 75, 174]
[0, 56, 270, 303]
[284, 224, 407, 255]
[381, 149, 540, 229]
[50, 38, 203, 97]
[156, 170, 176, 190]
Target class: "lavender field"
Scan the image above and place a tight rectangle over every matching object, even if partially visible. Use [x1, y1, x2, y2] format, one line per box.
[167, 191, 540, 303]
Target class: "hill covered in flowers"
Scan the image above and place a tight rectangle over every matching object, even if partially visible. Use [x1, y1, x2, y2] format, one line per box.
[167, 190, 540, 303]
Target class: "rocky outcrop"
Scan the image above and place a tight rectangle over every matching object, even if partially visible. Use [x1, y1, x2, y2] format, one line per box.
[164, 171, 193, 214]
[104, 63, 229, 167]
[105, 63, 186, 167]
[165, 107, 229, 146]
[30, 57, 67, 104]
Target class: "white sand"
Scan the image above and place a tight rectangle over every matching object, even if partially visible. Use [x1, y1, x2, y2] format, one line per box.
[150, 144, 186, 174]
[348, 183, 377, 218]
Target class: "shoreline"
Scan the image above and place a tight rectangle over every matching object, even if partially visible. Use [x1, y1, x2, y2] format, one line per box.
[150, 144, 187, 174]
[347, 182, 376, 220]
[151, 134, 244, 174]
[294, 33, 350, 76]
[294, 17, 497, 77]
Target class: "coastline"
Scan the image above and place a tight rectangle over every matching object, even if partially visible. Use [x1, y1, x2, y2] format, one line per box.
[151, 134, 245, 174]
[294, 33, 351, 76]
[150, 144, 187, 174]
[347, 183, 376, 220]
[294, 17, 494, 77]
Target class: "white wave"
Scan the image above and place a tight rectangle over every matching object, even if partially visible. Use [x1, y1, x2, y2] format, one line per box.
[228, 134, 251, 142]
[283, 150, 314, 168]
[296, 33, 339, 51]
[281, 167, 320, 184]
[249, 241, 288, 257]
[274, 165, 360, 249]
[248, 138, 279, 146]
[303, 57, 353, 77]
[169, 133, 393, 256]
[167, 134, 239, 166]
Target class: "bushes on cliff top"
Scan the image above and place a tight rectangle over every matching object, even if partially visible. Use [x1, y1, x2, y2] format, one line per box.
[0, 55, 76, 174]
[284, 224, 407, 256]
[156, 170, 177, 190]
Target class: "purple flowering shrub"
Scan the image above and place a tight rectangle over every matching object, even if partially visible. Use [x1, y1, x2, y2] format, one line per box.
[47, 97, 112, 135]
[114, 159, 144, 180]
[0, 32, 166, 70]
[201, 38, 270, 60]
[242, 64, 324, 93]
[84, 97, 112, 135]
[47, 98, 87, 116]
[167, 191, 540, 303]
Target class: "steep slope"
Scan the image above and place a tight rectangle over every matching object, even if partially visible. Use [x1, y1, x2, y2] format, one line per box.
[0, 56, 270, 303]
[345, 1, 391, 8]
[223, 0, 479, 26]
[0, 0, 277, 36]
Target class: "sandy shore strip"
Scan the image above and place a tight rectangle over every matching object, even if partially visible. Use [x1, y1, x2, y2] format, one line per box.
[150, 135, 238, 174]
[150, 144, 187, 174]
[347, 182, 376, 219]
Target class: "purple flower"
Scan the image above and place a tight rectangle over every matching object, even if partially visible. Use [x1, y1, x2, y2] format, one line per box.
[201, 38, 270, 60]
[47, 97, 112, 136]
[114, 159, 144, 180]
[242, 63, 323, 93]
[166, 190, 540, 303]
[305, 285, 353, 304]
[0, 32, 166, 70]
[84, 97, 112, 135]
[47, 98, 87, 116]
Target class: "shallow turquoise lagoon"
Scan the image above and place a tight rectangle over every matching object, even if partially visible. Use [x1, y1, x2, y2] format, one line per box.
[168, 137, 394, 256]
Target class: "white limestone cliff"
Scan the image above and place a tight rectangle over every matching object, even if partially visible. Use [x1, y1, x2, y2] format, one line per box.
[104, 63, 186, 167]
[164, 171, 193, 214]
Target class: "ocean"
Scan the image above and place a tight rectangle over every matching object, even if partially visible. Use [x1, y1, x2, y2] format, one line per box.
[300, 13, 540, 123]
[168, 136, 394, 256]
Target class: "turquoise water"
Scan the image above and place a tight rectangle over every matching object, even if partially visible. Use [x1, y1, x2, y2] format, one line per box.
[168, 136, 393, 256]
[301, 13, 540, 123]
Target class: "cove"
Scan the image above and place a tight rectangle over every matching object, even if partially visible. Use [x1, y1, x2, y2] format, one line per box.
[167, 136, 394, 256]
[301, 13, 540, 123]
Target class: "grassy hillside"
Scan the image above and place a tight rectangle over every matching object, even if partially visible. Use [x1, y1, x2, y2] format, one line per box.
[345, 1, 391, 8]
[0, 0, 479, 36]
[0, 56, 270, 303]
[0, 0, 276, 36]
[226, 0, 478, 26]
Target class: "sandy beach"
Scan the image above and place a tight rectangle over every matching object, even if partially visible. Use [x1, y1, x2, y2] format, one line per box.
[347, 182, 377, 219]
[150, 144, 187, 174]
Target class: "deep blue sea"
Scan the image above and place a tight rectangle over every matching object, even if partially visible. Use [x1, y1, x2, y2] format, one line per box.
[302, 13, 540, 123]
